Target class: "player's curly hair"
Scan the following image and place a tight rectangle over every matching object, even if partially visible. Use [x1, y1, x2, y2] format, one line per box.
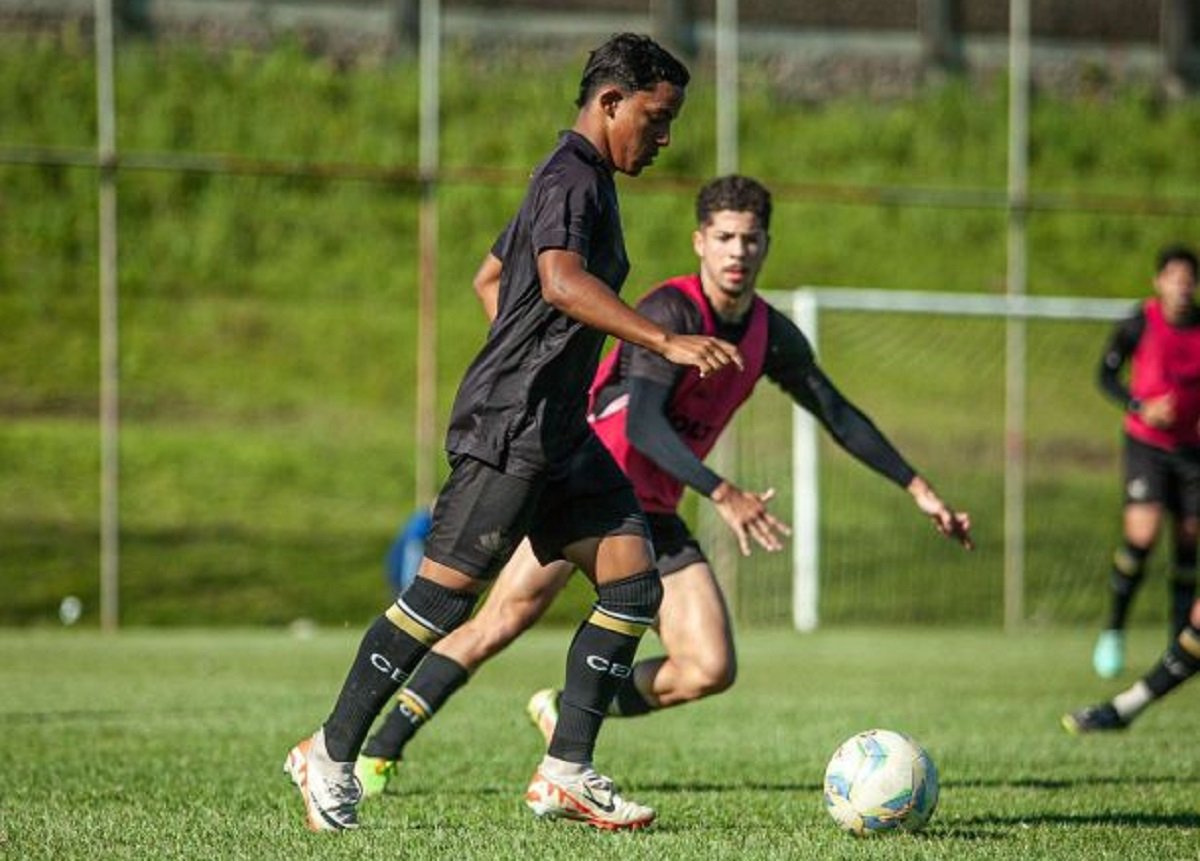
[695, 175, 772, 232]
[1157, 243, 1198, 277]
[576, 33, 690, 108]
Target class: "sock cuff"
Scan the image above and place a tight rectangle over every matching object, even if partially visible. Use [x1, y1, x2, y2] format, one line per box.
[1114, 543, 1150, 576]
[594, 569, 663, 628]
[387, 578, 477, 644]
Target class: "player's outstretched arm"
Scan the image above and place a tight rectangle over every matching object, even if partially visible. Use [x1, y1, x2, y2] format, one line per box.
[906, 476, 973, 550]
[711, 482, 792, 557]
[538, 249, 743, 376]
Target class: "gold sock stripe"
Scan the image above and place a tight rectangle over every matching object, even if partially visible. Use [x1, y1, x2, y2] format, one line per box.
[1113, 549, 1142, 577]
[588, 608, 649, 638]
[1178, 627, 1200, 659]
[396, 689, 431, 723]
[385, 603, 443, 647]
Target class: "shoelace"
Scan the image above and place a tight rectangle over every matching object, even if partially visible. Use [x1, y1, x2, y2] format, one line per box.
[581, 771, 616, 802]
[323, 766, 363, 805]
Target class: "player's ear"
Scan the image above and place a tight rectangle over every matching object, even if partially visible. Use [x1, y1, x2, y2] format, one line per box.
[597, 86, 624, 118]
[691, 228, 704, 258]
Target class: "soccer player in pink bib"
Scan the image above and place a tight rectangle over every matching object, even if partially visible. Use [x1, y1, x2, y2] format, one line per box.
[1088, 245, 1200, 680]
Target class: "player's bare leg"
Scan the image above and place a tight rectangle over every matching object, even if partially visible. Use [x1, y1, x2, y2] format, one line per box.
[436, 541, 574, 671]
[529, 560, 735, 736]
[625, 561, 736, 710]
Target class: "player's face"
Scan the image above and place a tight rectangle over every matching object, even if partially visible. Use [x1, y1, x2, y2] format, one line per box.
[1155, 259, 1198, 321]
[693, 209, 769, 301]
[607, 81, 686, 176]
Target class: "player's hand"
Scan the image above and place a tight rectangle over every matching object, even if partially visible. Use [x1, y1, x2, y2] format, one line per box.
[1141, 394, 1175, 429]
[660, 333, 744, 378]
[907, 477, 973, 550]
[711, 482, 792, 556]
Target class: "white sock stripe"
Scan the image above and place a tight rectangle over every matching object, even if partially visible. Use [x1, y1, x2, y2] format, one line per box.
[394, 599, 447, 638]
[402, 688, 432, 716]
[1112, 680, 1152, 719]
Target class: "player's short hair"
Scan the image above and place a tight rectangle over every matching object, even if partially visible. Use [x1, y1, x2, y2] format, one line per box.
[695, 175, 773, 232]
[576, 33, 690, 108]
[1157, 244, 1199, 278]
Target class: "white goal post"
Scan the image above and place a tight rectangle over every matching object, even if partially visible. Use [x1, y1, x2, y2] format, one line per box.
[774, 287, 1134, 632]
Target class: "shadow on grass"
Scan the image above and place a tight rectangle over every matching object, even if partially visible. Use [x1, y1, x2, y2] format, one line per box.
[956, 811, 1200, 829]
[630, 773, 1200, 795]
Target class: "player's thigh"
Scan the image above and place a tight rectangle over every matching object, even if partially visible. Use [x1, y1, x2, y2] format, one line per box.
[474, 538, 575, 626]
[1122, 437, 1169, 544]
[1170, 447, 1200, 546]
[423, 455, 542, 583]
[1123, 503, 1164, 546]
[655, 562, 736, 671]
[532, 437, 653, 585]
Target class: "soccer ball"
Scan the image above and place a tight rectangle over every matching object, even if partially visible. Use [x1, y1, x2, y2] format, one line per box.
[822, 728, 939, 836]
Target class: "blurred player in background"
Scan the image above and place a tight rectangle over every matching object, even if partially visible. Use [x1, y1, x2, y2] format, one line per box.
[1064, 597, 1200, 732]
[1090, 245, 1200, 679]
[284, 33, 743, 833]
[356, 174, 973, 796]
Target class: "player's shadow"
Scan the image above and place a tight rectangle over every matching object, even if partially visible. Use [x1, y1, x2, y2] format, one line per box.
[957, 811, 1200, 829]
[945, 774, 1199, 790]
[637, 780, 822, 793]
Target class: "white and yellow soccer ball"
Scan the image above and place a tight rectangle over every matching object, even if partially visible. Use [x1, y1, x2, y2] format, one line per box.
[823, 728, 939, 836]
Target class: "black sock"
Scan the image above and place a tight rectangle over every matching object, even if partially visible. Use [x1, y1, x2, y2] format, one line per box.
[1170, 577, 1196, 636]
[1144, 624, 1200, 699]
[610, 674, 656, 717]
[321, 580, 476, 762]
[362, 652, 469, 760]
[1170, 545, 1196, 636]
[548, 571, 661, 764]
[1107, 542, 1150, 630]
[321, 614, 429, 762]
[609, 657, 665, 717]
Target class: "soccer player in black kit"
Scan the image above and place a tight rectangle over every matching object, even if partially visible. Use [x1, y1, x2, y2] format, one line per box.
[354, 175, 973, 798]
[284, 34, 741, 832]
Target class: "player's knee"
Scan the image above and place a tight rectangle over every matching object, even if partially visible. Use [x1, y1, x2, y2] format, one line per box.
[399, 576, 477, 636]
[596, 569, 663, 622]
[678, 649, 737, 700]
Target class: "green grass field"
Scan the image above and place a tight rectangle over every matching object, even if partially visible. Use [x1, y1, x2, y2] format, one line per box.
[2, 627, 1196, 859]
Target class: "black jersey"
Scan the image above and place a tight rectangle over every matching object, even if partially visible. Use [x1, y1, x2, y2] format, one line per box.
[445, 131, 630, 477]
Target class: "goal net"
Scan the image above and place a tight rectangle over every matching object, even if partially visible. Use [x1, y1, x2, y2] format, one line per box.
[693, 287, 1160, 630]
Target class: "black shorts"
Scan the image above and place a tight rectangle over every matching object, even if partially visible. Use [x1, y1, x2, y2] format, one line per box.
[1123, 434, 1200, 516]
[425, 435, 650, 580]
[645, 512, 708, 576]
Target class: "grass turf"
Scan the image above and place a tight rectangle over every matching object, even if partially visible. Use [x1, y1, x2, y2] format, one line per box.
[1, 626, 1196, 859]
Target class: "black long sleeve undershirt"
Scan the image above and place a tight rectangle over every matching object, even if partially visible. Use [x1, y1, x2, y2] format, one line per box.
[1097, 309, 1145, 410]
[625, 376, 723, 497]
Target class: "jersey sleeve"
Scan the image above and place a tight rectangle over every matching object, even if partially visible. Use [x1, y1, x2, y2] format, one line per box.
[1097, 308, 1146, 409]
[762, 307, 916, 489]
[490, 220, 514, 258]
[625, 287, 702, 388]
[529, 166, 598, 259]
